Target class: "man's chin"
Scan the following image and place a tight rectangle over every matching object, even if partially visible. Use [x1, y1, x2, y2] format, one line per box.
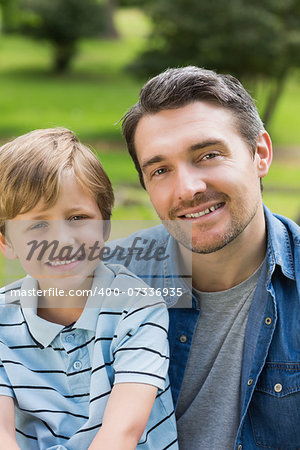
[164, 221, 245, 255]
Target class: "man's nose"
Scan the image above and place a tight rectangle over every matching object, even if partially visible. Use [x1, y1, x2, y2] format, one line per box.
[175, 164, 207, 201]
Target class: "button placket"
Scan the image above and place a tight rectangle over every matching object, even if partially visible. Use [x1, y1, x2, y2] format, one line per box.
[179, 334, 187, 343]
[65, 334, 75, 343]
[73, 360, 82, 370]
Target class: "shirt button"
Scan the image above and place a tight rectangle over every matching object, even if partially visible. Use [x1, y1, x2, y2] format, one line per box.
[179, 334, 187, 343]
[65, 334, 74, 343]
[265, 317, 272, 325]
[247, 378, 253, 386]
[274, 383, 282, 393]
[73, 360, 82, 370]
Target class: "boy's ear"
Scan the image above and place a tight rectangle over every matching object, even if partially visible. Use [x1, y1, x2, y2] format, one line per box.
[0, 233, 18, 260]
[103, 221, 111, 242]
[256, 131, 273, 178]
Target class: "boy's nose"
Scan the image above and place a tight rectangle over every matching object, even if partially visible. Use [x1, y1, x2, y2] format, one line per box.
[47, 221, 76, 248]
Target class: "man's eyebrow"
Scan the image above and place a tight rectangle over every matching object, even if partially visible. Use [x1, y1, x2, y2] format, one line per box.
[141, 155, 165, 171]
[141, 140, 226, 171]
[189, 140, 225, 152]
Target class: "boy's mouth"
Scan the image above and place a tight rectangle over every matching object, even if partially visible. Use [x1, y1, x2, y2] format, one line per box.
[46, 257, 79, 267]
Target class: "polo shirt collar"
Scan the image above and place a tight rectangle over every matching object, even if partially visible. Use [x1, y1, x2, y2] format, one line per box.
[21, 262, 115, 348]
[21, 276, 64, 348]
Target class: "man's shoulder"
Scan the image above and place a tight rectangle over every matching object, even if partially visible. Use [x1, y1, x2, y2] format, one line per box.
[265, 206, 300, 246]
[108, 224, 170, 249]
[104, 224, 172, 276]
[265, 206, 300, 281]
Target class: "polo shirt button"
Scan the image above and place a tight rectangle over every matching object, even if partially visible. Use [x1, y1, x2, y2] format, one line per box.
[274, 383, 282, 393]
[73, 360, 82, 370]
[65, 334, 74, 343]
[179, 335, 187, 343]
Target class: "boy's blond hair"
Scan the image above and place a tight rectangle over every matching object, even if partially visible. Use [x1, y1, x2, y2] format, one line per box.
[0, 128, 114, 234]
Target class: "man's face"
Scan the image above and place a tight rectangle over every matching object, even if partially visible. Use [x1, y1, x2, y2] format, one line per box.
[134, 101, 270, 253]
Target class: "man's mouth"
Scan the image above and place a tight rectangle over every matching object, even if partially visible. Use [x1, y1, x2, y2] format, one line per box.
[180, 202, 224, 219]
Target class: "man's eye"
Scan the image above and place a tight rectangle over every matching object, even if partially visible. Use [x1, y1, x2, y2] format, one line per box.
[153, 168, 168, 177]
[202, 153, 217, 160]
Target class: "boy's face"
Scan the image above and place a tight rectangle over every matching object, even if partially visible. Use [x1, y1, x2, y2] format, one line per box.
[1, 171, 107, 293]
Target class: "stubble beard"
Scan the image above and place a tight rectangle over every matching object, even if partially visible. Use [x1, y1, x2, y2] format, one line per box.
[162, 198, 260, 254]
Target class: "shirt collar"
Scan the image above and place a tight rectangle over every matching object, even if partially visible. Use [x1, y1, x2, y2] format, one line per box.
[264, 205, 296, 280]
[21, 262, 115, 348]
[163, 205, 297, 306]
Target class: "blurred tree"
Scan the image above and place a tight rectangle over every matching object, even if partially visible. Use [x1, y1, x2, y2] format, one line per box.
[131, 0, 300, 127]
[20, 0, 106, 73]
[0, 0, 20, 32]
[106, 0, 119, 38]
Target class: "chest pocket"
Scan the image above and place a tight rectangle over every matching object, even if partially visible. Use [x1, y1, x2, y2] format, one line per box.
[249, 362, 300, 450]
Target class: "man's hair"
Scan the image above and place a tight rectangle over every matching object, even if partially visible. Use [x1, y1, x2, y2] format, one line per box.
[0, 127, 114, 234]
[122, 66, 264, 188]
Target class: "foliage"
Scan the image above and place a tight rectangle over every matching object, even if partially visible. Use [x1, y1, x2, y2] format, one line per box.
[0, 33, 300, 144]
[20, 0, 106, 72]
[0, 0, 20, 32]
[131, 0, 300, 126]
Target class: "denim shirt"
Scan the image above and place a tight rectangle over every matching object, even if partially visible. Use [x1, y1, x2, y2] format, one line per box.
[107, 206, 300, 449]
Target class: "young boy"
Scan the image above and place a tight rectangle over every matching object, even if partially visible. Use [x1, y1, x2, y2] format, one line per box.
[0, 128, 178, 449]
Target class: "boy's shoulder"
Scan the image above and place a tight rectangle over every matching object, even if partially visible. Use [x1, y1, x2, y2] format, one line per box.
[101, 263, 167, 310]
[0, 278, 25, 326]
[0, 277, 25, 305]
[104, 262, 162, 293]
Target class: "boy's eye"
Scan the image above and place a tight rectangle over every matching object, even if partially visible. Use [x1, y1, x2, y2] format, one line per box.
[30, 221, 48, 230]
[69, 215, 89, 221]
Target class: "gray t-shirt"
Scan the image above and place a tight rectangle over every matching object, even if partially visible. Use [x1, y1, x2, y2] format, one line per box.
[176, 265, 262, 450]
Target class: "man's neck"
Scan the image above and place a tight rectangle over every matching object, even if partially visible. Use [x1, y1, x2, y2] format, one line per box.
[179, 207, 267, 292]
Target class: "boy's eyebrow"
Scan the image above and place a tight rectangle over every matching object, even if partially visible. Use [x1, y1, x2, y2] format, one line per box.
[26, 213, 48, 221]
[19, 207, 90, 222]
[141, 140, 224, 171]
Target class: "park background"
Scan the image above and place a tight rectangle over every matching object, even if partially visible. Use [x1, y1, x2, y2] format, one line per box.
[0, 0, 300, 284]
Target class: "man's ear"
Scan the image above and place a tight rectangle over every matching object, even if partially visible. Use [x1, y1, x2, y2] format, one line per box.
[103, 220, 111, 242]
[0, 233, 18, 260]
[255, 131, 273, 179]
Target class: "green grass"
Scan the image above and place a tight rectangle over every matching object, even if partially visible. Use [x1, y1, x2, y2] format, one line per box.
[0, 9, 150, 141]
[0, 8, 300, 145]
[0, 8, 299, 285]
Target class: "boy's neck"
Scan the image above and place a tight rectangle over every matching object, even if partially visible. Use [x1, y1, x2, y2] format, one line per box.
[36, 277, 93, 325]
[37, 306, 83, 326]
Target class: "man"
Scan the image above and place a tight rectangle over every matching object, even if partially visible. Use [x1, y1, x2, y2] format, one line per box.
[108, 66, 300, 449]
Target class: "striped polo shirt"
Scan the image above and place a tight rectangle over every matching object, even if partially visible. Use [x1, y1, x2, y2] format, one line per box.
[0, 262, 178, 449]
